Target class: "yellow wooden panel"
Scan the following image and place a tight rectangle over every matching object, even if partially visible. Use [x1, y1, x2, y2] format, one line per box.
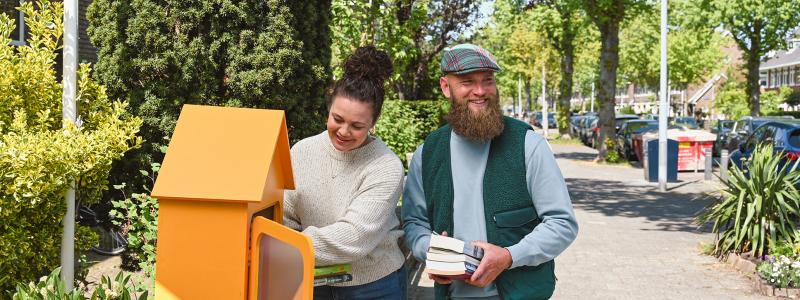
[155, 200, 249, 299]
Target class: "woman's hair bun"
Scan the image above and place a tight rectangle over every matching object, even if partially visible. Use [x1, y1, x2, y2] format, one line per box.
[343, 45, 393, 83]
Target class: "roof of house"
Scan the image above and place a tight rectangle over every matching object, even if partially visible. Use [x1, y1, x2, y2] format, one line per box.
[760, 47, 800, 70]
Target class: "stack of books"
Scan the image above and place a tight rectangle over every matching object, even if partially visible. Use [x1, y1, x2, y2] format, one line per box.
[424, 234, 484, 280]
[313, 263, 353, 286]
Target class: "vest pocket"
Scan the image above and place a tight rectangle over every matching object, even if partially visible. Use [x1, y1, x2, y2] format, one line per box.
[492, 206, 539, 245]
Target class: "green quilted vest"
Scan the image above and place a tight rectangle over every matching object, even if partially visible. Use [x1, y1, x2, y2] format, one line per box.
[422, 116, 555, 300]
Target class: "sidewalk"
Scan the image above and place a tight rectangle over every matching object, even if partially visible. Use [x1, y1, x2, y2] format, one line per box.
[408, 142, 768, 299]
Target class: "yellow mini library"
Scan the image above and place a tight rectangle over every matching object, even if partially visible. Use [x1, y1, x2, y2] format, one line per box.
[151, 104, 313, 299]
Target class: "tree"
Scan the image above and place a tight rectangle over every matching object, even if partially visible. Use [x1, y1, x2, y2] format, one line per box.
[582, 0, 648, 161]
[330, 0, 482, 100]
[88, 0, 332, 268]
[528, 0, 585, 135]
[702, 0, 800, 116]
[619, 1, 724, 98]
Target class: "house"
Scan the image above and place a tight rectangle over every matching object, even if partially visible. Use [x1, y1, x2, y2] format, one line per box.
[2, 0, 98, 66]
[759, 32, 800, 92]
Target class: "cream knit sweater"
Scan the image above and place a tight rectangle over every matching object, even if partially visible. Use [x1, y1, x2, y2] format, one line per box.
[284, 131, 406, 286]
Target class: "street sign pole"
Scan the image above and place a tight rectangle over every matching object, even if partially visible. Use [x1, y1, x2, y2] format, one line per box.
[542, 64, 548, 137]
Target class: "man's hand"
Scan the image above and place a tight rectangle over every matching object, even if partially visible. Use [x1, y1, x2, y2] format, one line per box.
[428, 231, 454, 285]
[465, 241, 513, 288]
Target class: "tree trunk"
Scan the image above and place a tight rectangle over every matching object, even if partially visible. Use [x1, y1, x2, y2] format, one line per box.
[558, 40, 575, 135]
[745, 52, 761, 117]
[524, 78, 532, 111]
[596, 21, 621, 162]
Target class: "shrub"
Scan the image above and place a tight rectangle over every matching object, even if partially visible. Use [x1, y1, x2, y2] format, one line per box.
[0, 1, 141, 293]
[757, 256, 800, 289]
[10, 267, 147, 300]
[374, 100, 448, 167]
[604, 138, 622, 163]
[87, 1, 333, 269]
[696, 144, 800, 257]
[110, 168, 159, 290]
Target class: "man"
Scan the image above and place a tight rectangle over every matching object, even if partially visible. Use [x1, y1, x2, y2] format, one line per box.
[402, 43, 578, 300]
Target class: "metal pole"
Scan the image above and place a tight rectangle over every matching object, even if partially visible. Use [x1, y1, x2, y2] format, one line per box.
[658, 0, 669, 192]
[704, 148, 713, 180]
[721, 149, 729, 182]
[61, 0, 78, 290]
[542, 64, 548, 137]
[590, 81, 595, 113]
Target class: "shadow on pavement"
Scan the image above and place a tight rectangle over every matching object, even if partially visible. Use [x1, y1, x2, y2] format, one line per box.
[554, 151, 597, 161]
[566, 178, 714, 233]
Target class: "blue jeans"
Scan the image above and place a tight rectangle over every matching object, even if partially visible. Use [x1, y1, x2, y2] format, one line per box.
[314, 266, 407, 300]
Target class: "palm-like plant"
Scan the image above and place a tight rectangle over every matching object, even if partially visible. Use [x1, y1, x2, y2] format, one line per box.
[697, 144, 800, 257]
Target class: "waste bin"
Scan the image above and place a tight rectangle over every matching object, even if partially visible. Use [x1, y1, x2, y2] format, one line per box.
[643, 138, 678, 182]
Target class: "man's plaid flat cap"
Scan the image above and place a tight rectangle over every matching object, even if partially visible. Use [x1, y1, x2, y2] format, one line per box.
[440, 43, 501, 75]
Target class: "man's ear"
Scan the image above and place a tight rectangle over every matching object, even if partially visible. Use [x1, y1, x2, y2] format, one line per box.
[439, 76, 451, 99]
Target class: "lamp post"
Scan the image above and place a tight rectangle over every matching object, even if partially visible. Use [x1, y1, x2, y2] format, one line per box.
[61, 0, 78, 290]
[658, 0, 669, 192]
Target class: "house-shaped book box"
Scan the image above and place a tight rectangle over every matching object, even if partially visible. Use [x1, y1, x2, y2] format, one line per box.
[151, 104, 313, 299]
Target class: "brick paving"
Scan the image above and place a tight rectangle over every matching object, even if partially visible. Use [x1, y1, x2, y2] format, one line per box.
[409, 142, 769, 300]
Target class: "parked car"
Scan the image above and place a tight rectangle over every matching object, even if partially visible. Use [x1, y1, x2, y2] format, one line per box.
[672, 116, 699, 130]
[532, 112, 557, 129]
[720, 116, 796, 156]
[711, 120, 734, 157]
[616, 120, 658, 160]
[569, 115, 586, 136]
[586, 114, 640, 148]
[579, 115, 598, 145]
[729, 120, 800, 170]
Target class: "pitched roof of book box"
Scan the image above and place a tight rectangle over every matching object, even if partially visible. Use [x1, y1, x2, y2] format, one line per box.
[151, 104, 294, 203]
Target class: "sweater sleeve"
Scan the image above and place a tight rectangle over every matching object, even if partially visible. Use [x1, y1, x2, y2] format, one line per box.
[401, 145, 431, 262]
[506, 131, 579, 268]
[301, 155, 405, 266]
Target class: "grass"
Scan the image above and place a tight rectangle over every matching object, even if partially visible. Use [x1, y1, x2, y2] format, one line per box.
[547, 136, 583, 146]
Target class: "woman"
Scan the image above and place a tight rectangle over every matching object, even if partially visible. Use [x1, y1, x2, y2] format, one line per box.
[283, 46, 406, 300]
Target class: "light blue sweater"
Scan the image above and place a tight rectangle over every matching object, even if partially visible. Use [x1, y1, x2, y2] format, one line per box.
[402, 130, 579, 299]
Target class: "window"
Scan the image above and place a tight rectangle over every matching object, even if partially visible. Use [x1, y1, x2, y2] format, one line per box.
[744, 126, 769, 152]
[9, 7, 25, 46]
[796, 66, 800, 85]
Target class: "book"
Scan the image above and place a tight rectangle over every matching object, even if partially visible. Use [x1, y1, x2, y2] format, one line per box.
[426, 252, 481, 265]
[423, 259, 478, 277]
[313, 273, 354, 286]
[429, 234, 484, 260]
[314, 263, 352, 277]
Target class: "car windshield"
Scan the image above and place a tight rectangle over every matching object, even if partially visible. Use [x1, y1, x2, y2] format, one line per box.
[720, 120, 734, 130]
[626, 121, 656, 133]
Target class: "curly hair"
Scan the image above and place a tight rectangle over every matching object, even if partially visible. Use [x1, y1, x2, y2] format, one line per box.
[328, 45, 393, 123]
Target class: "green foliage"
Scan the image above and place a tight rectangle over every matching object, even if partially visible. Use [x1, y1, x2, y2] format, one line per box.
[330, 0, 480, 100]
[109, 173, 158, 289]
[786, 90, 800, 107]
[619, 1, 724, 90]
[87, 1, 332, 228]
[11, 267, 148, 300]
[0, 1, 141, 293]
[374, 100, 449, 167]
[714, 83, 750, 119]
[603, 138, 622, 163]
[618, 105, 635, 115]
[696, 144, 800, 257]
[702, 0, 800, 116]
